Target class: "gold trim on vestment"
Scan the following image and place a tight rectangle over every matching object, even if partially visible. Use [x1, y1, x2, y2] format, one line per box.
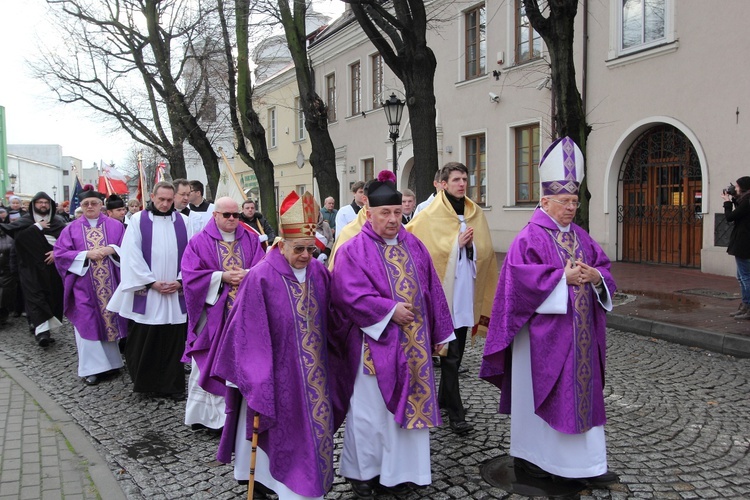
[288, 278, 334, 486]
[84, 225, 119, 341]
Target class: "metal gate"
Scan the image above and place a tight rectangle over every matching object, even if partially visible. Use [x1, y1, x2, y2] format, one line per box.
[617, 125, 703, 268]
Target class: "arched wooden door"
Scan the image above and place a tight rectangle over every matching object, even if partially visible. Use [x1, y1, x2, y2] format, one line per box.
[617, 125, 703, 267]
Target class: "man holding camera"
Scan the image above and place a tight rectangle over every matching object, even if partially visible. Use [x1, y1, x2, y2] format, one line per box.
[722, 177, 750, 319]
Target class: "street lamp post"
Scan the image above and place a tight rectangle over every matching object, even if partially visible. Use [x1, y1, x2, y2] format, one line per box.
[9, 173, 16, 193]
[52, 185, 57, 201]
[382, 93, 405, 175]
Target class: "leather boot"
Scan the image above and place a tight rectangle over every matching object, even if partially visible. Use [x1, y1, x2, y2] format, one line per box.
[734, 304, 750, 320]
[729, 303, 747, 317]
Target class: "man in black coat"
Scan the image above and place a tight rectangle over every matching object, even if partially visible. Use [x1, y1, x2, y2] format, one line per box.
[0, 192, 67, 346]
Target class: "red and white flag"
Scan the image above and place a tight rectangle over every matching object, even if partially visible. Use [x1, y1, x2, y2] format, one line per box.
[136, 156, 147, 209]
[97, 160, 129, 195]
[154, 161, 167, 184]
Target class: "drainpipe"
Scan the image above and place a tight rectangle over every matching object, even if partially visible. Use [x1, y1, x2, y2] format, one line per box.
[582, 0, 588, 125]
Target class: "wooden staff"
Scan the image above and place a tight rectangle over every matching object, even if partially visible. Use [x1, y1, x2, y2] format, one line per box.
[247, 411, 261, 500]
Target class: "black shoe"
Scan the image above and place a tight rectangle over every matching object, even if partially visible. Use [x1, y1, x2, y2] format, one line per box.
[169, 392, 186, 401]
[347, 478, 377, 499]
[583, 470, 619, 487]
[83, 375, 99, 386]
[36, 331, 51, 347]
[236, 481, 272, 499]
[458, 366, 468, 374]
[191, 423, 207, 432]
[449, 420, 474, 435]
[379, 482, 411, 495]
[514, 457, 553, 479]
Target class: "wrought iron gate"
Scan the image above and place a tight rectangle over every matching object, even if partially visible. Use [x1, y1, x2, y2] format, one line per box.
[617, 125, 703, 268]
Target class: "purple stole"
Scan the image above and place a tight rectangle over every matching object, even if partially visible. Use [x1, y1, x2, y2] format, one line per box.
[362, 241, 438, 430]
[133, 211, 188, 314]
[82, 224, 120, 341]
[547, 228, 595, 432]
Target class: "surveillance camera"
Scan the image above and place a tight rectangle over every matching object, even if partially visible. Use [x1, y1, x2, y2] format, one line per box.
[536, 76, 551, 90]
[489, 92, 500, 102]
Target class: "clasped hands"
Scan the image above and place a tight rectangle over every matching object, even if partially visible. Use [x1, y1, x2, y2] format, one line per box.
[221, 268, 247, 287]
[86, 246, 115, 262]
[152, 281, 182, 294]
[565, 258, 602, 287]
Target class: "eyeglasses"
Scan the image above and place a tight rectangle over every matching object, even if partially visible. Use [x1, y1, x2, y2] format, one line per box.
[220, 212, 241, 219]
[547, 199, 581, 209]
[291, 245, 317, 255]
[81, 201, 102, 207]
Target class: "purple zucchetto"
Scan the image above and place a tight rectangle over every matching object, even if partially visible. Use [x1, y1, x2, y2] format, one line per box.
[539, 137, 585, 196]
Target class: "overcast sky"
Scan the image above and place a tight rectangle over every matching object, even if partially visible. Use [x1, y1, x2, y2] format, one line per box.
[0, 0, 133, 169]
[0, 0, 344, 172]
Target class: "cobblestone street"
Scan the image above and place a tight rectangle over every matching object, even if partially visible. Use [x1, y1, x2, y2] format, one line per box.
[1, 315, 748, 499]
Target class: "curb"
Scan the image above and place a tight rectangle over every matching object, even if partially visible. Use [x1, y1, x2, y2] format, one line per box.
[607, 313, 750, 359]
[0, 353, 127, 500]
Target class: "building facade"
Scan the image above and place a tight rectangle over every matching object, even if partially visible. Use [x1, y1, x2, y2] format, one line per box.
[292, 0, 745, 276]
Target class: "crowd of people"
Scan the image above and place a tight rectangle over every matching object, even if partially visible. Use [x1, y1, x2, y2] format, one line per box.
[1, 138, 622, 499]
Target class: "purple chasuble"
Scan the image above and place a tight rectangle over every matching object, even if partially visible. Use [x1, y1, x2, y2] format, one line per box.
[181, 219, 263, 396]
[330, 222, 454, 428]
[211, 248, 342, 498]
[479, 208, 616, 434]
[54, 215, 128, 342]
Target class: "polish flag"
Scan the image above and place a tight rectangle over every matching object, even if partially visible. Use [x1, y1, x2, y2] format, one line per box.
[98, 161, 129, 195]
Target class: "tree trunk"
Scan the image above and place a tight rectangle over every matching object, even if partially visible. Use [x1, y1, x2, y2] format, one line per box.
[348, 0, 440, 202]
[144, 0, 221, 198]
[523, 0, 590, 230]
[400, 44, 439, 202]
[279, 0, 339, 207]
[233, 0, 277, 229]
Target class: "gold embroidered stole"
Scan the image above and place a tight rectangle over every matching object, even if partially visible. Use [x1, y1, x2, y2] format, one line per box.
[363, 242, 436, 429]
[216, 240, 244, 310]
[84, 225, 119, 341]
[287, 277, 334, 485]
[550, 229, 594, 432]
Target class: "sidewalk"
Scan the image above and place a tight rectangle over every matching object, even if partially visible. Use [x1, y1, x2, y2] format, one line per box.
[0, 353, 126, 500]
[494, 253, 750, 358]
[607, 261, 750, 358]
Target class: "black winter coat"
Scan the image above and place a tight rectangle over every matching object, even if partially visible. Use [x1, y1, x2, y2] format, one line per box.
[724, 193, 750, 259]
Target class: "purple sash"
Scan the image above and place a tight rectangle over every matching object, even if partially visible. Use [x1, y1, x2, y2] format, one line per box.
[133, 212, 188, 314]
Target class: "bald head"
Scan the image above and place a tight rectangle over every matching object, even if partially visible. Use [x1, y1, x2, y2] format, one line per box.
[214, 197, 239, 213]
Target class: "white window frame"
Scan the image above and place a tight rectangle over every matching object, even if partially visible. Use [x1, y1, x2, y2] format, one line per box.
[463, 3, 486, 81]
[349, 60, 361, 116]
[460, 128, 489, 206]
[505, 119, 544, 209]
[326, 73, 337, 123]
[268, 107, 277, 149]
[608, 0, 676, 64]
[370, 53, 384, 110]
[295, 97, 305, 141]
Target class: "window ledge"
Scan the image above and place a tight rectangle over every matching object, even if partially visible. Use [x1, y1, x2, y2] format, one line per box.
[606, 40, 679, 69]
[455, 74, 489, 89]
[502, 204, 538, 211]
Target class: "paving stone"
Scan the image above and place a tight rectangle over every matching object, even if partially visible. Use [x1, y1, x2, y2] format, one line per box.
[2, 316, 750, 498]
